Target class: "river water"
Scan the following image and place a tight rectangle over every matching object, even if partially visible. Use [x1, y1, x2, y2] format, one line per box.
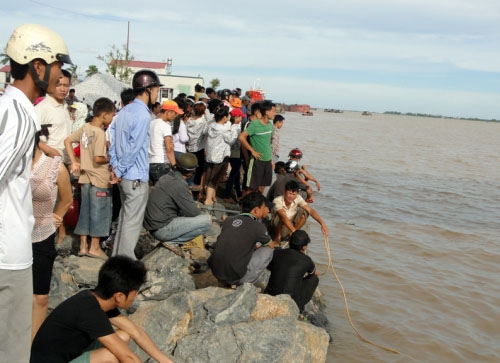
[278, 111, 499, 362]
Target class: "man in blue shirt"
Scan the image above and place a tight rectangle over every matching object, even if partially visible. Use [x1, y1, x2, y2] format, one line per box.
[110, 70, 163, 259]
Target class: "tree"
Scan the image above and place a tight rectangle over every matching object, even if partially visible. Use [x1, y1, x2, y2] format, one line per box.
[67, 64, 78, 85]
[0, 53, 9, 65]
[210, 78, 220, 90]
[97, 44, 134, 83]
[85, 65, 99, 78]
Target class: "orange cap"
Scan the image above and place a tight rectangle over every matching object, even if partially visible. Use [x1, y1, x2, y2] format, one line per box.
[161, 100, 184, 114]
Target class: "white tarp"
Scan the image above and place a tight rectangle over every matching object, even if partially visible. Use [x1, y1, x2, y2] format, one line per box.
[73, 73, 129, 107]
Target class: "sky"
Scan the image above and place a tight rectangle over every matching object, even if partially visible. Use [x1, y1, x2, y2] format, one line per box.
[2, 0, 500, 119]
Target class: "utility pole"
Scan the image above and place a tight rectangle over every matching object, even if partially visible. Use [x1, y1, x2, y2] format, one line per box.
[126, 21, 130, 61]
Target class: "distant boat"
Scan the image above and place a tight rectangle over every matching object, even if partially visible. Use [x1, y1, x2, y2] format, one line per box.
[302, 111, 313, 116]
[325, 109, 343, 113]
[362, 111, 372, 116]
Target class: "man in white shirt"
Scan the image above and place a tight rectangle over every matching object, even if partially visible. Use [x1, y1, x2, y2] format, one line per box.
[0, 24, 72, 362]
[271, 180, 329, 244]
[36, 68, 73, 162]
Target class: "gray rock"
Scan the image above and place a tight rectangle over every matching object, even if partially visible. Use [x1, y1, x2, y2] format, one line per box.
[129, 293, 193, 354]
[66, 255, 106, 287]
[232, 318, 329, 363]
[48, 259, 80, 310]
[139, 247, 195, 301]
[174, 326, 241, 363]
[55, 234, 77, 257]
[134, 230, 159, 260]
[204, 283, 257, 326]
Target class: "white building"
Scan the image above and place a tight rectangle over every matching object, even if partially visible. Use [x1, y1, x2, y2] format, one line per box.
[113, 60, 204, 102]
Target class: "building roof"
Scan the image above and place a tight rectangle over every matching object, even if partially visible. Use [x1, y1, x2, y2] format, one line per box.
[0, 65, 11, 73]
[111, 60, 167, 69]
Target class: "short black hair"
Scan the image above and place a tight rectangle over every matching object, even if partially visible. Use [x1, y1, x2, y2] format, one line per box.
[274, 161, 286, 174]
[194, 83, 203, 92]
[120, 88, 135, 105]
[69, 88, 75, 93]
[260, 100, 275, 116]
[93, 97, 116, 117]
[284, 180, 300, 192]
[93, 256, 147, 299]
[250, 102, 261, 116]
[273, 114, 284, 124]
[289, 230, 311, 250]
[60, 69, 71, 81]
[10, 59, 31, 80]
[241, 192, 267, 213]
[177, 93, 187, 99]
[206, 87, 215, 95]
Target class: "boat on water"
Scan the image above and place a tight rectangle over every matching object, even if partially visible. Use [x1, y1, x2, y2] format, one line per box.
[362, 111, 372, 116]
[302, 111, 313, 116]
[324, 109, 343, 113]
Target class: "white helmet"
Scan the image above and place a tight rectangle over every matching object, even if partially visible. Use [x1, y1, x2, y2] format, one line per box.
[6, 24, 72, 66]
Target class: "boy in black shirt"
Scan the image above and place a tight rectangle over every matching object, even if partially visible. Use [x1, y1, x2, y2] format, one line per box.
[208, 192, 278, 286]
[265, 230, 319, 312]
[31, 256, 173, 363]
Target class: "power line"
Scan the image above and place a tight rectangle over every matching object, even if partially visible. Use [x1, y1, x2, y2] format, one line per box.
[29, 0, 126, 22]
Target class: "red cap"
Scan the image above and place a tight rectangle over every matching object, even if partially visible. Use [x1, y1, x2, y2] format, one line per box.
[230, 108, 246, 118]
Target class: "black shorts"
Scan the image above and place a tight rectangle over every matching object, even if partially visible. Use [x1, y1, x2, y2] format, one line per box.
[246, 158, 272, 190]
[32, 233, 57, 295]
[205, 160, 228, 188]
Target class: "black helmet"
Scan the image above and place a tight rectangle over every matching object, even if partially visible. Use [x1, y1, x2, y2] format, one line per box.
[288, 148, 303, 159]
[132, 69, 164, 90]
[285, 160, 300, 173]
[221, 89, 231, 100]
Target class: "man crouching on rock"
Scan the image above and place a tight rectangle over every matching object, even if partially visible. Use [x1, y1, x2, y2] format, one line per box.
[208, 192, 279, 287]
[143, 152, 212, 256]
[30, 256, 173, 363]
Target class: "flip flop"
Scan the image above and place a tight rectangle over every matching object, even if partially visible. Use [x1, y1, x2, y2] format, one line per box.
[77, 251, 88, 257]
[86, 252, 108, 261]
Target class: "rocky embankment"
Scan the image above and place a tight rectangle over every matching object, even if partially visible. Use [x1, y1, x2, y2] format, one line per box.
[51, 227, 331, 363]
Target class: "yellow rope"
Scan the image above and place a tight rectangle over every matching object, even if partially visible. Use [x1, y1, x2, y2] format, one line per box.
[320, 234, 401, 354]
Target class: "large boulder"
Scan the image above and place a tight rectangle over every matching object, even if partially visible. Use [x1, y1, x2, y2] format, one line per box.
[250, 293, 299, 322]
[138, 246, 195, 302]
[204, 283, 257, 326]
[174, 317, 329, 363]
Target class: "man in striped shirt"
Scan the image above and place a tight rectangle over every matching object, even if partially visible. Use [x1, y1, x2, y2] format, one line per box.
[0, 24, 71, 362]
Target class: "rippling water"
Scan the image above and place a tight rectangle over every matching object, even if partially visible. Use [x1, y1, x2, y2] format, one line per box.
[279, 111, 500, 362]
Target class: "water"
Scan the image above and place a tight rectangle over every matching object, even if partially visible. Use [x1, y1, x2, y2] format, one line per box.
[279, 111, 500, 362]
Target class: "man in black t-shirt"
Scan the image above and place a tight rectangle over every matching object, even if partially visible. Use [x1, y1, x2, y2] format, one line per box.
[208, 192, 278, 286]
[31, 256, 173, 363]
[265, 230, 319, 312]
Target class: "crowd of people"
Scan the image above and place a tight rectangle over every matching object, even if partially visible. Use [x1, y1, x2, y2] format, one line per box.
[0, 23, 329, 362]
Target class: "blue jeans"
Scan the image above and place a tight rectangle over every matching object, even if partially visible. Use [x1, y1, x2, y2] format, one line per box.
[152, 214, 212, 244]
[74, 184, 112, 237]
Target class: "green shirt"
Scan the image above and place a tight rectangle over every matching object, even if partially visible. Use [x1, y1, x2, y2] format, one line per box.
[246, 119, 273, 161]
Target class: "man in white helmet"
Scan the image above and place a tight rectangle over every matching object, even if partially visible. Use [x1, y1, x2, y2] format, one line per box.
[0, 24, 71, 361]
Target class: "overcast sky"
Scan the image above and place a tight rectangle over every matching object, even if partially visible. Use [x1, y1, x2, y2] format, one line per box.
[2, 0, 500, 119]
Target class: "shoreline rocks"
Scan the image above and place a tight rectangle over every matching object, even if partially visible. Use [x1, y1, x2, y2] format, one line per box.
[49, 232, 331, 362]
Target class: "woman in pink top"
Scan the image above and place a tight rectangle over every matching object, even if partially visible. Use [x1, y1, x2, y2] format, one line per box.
[30, 128, 72, 340]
